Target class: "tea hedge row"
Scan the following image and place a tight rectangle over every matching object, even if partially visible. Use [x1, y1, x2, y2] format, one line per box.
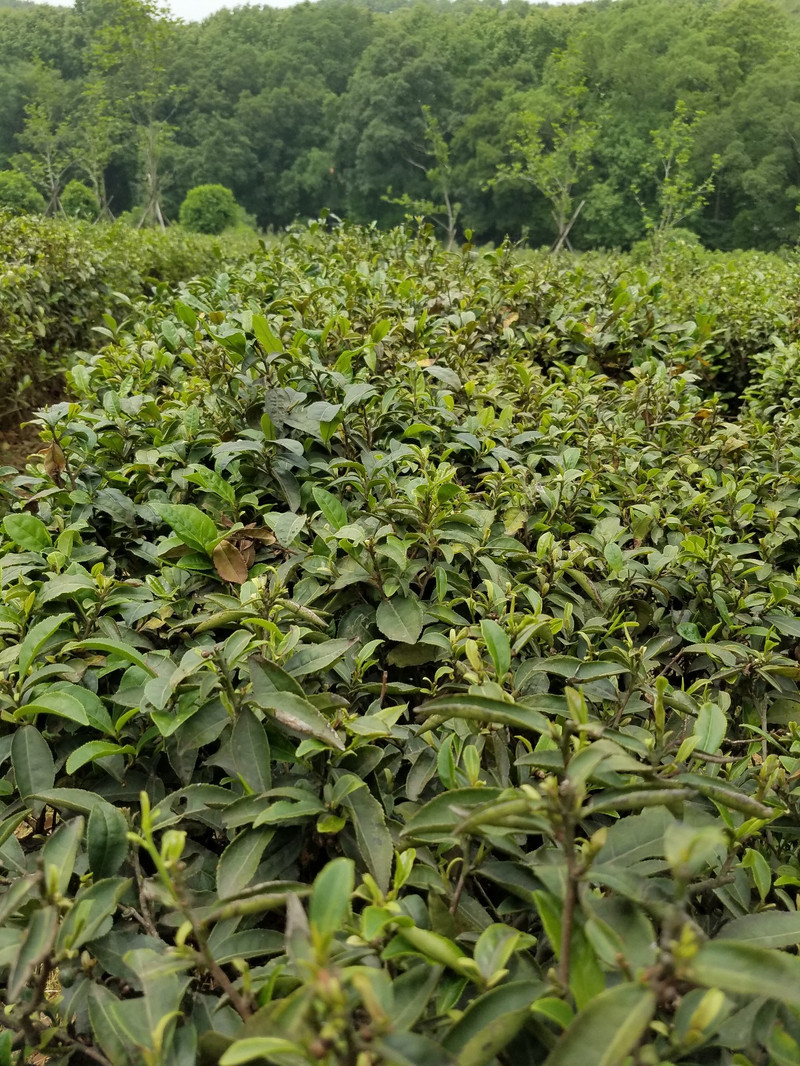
[0, 212, 255, 423]
[1, 222, 800, 1064]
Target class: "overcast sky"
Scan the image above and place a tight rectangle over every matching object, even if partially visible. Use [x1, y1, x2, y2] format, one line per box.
[51, 0, 590, 21]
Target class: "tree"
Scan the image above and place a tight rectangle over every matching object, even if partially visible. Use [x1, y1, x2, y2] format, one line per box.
[2, 0, 800, 249]
[491, 49, 597, 251]
[68, 79, 121, 220]
[635, 100, 720, 252]
[80, 0, 180, 228]
[385, 106, 461, 249]
[11, 65, 75, 215]
[333, 4, 455, 225]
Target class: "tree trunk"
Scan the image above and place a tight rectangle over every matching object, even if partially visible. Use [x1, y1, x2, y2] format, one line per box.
[551, 199, 585, 254]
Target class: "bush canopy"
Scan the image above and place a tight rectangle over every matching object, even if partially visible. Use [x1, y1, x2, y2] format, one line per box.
[179, 183, 240, 234]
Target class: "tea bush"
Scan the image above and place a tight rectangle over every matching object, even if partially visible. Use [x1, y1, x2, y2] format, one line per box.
[2, 221, 800, 1064]
[0, 213, 254, 422]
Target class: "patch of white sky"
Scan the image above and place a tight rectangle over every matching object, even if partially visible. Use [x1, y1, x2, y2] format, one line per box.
[50, 0, 591, 22]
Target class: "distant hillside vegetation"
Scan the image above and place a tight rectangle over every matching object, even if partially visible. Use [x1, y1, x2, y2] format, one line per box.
[1, 0, 800, 249]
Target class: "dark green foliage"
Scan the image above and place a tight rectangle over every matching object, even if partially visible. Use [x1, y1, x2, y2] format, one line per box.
[61, 178, 99, 220]
[1, 220, 800, 1062]
[0, 168, 43, 214]
[179, 183, 240, 234]
[4, 0, 800, 245]
[0, 212, 251, 421]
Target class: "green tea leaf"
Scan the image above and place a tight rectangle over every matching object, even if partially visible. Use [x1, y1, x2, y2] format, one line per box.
[55, 878, 131, 954]
[184, 465, 236, 505]
[12, 725, 54, 803]
[764, 611, 800, 638]
[688, 941, 800, 1007]
[443, 981, 546, 1065]
[377, 597, 424, 644]
[7, 905, 57, 1002]
[17, 612, 73, 679]
[3, 513, 52, 552]
[174, 300, 197, 328]
[418, 693, 557, 736]
[220, 1039, 304, 1065]
[253, 690, 344, 750]
[693, 701, 726, 754]
[544, 983, 656, 1066]
[312, 486, 347, 530]
[309, 857, 354, 950]
[88, 986, 136, 1066]
[42, 816, 84, 895]
[64, 639, 156, 675]
[66, 741, 131, 775]
[231, 708, 272, 793]
[87, 803, 129, 880]
[18, 690, 89, 726]
[718, 912, 800, 948]
[284, 638, 353, 677]
[249, 658, 305, 698]
[343, 783, 393, 894]
[251, 314, 283, 353]
[216, 827, 274, 899]
[30, 788, 121, 816]
[385, 925, 469, 972]
[480, 619, 511, 678]
[153, 502, 218, 554]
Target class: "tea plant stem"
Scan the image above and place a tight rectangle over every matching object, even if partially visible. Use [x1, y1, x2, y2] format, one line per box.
[365, 540, 387, 598]
[449, 850, 469, 915]
[558, 813, 578, 991]
[194, 941, 252, 1021]
[759, 696, 769, 762]
[690, 871, 736, 897]
[692, 749, 740, 764]
[379, 669, 388, 706]
[132, 851, 159, 937]
[612, 685, 635, 729]
[690, 850, 739, 899]
[653, 650, 686, 681]
[13, 1019, 114, 1066]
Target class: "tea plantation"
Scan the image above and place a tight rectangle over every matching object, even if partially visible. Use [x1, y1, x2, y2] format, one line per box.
[2, 218, 800, 1065]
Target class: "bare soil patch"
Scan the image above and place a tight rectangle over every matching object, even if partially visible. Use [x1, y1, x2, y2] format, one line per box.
[0, 422, 42, 470]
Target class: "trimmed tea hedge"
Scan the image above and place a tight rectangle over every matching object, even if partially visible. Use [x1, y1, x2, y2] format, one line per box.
[0, 212, 251, 422]
[0, 222, 800, 1064]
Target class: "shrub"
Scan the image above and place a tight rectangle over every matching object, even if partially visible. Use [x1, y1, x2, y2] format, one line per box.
[61, 178, 100, 221]
[630, 225, 703, 262]
[0, 169, 45, 215]
[1, 222, 800, 1063]
[179, 182, 240, 233]
[0, 214, 252, 421]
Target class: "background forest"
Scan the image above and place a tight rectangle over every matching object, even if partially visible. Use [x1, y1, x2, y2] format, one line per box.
[2, 0, 800, 250]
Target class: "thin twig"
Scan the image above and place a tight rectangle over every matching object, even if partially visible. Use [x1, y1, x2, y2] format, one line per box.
[449, 853, 469, 916]
[195, 944, 252, 1021]
[558, 817, 578, 990]
[131, 852, 159, 937]
[690, 873, 736, 898]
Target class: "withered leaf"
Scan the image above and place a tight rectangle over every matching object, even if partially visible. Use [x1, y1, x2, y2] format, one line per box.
[212, 539, 250, 584]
